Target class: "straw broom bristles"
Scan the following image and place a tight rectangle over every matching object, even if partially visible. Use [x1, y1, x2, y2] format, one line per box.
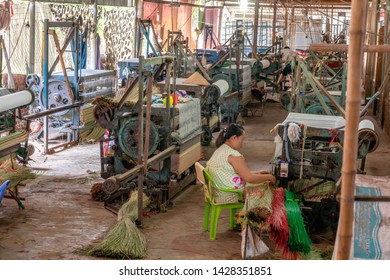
[88, 192, 150, 259]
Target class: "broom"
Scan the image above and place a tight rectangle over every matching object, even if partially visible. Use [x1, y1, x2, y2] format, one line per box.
[284, 190, 311, 256]
[88, 191, 150, 259]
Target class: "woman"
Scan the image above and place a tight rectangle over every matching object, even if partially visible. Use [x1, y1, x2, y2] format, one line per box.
[206, 123, 276, 203]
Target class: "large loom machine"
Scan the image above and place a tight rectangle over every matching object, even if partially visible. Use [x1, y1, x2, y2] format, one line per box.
[94, 56, 202, 211]
[0, 89, 34, 161]
[273, 112, 379, 232]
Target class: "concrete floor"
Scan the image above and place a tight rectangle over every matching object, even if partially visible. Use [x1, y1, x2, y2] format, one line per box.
[1, 102, 389, 260]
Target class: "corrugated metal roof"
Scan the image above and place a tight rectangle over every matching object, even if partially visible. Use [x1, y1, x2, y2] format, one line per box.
[32, 0, 132, 7]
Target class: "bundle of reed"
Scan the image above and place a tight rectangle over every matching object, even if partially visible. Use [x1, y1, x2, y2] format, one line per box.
[88, 191, 149, 259]
[284, 190, 311, 256]
[266, 187, 292, 258]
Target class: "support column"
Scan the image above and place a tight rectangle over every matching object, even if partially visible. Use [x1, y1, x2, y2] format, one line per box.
[364, 0, 379, 100]
[283, 4, 288, 46]
[335, 0, 368, 260]
[272, 2, 277, 48]
[90, 0, 98, 69]
[29, 0, 36, 73]
[252, 0, 259, 57]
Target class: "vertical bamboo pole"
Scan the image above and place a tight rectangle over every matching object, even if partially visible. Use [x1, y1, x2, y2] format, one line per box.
[137, 56, 145, 224]
[335, 0, 367, 260]
[253, 0, 260, 57]
[272, 2, 277, 49]
[29, 0, 36, 73]
[364, 0, 379, 101]
[218, 7, 223, 46]
[283, 5, 288, 47]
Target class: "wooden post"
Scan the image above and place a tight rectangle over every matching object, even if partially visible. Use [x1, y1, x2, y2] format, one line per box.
[335, 0, 367, 260]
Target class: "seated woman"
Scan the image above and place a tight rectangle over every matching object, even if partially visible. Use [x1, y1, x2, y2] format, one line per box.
[206, 123, 276, 204]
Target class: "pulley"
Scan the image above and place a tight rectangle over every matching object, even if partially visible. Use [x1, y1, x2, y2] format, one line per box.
[358, 118, 379, 153]
[118, 117, 160, 160]
[93, 100, 114, 129]
[38, 79, 73, 116]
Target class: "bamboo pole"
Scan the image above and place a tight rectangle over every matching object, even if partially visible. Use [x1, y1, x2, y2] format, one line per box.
[335, 0, 367, 260]
[309, 44, 390, 53]
[137, 56, 145, 224]
[272, 2, 277, 50]
[364, 0, 379, 100]
[253, 0, 260, 57]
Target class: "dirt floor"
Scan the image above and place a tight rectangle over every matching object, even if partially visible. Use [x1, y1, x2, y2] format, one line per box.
[1, 101, 390, 260]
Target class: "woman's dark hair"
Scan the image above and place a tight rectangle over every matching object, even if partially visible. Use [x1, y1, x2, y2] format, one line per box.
[215, 123, 245, 148]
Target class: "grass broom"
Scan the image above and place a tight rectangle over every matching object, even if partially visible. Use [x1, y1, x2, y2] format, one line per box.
[88, 191, 150, 259]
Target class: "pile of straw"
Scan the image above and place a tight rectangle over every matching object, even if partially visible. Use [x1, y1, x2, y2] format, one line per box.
[0, 157, 36, 191]
[88, 191, 150, 259]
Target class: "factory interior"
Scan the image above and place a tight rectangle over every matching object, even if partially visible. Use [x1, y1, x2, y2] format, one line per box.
[1, 0, 390, 261]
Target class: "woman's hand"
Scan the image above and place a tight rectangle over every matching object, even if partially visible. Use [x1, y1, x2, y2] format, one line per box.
[252, 170, 272, 175]
[268, 174, 277, 185]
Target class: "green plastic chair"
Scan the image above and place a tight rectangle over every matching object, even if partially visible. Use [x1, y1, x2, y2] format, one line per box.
[202, 167, 244, 240]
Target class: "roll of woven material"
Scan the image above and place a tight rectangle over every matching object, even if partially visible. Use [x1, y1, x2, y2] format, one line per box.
[0, 90, 34, 112]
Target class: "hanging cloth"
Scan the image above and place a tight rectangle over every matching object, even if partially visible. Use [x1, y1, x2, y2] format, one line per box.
[0, 0, 14, 31]
[96, 34, 101, 69]
[70, 24, 88, 69]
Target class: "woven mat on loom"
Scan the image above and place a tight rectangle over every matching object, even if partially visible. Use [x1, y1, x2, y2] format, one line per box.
[170, 99, 202, 142]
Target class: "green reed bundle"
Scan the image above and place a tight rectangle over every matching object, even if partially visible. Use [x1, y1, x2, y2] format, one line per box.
[284, 190, 311, 255]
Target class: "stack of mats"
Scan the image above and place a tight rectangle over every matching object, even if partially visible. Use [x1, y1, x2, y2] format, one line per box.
[0, 131, 29, 161]
[79, 105, 106, 143]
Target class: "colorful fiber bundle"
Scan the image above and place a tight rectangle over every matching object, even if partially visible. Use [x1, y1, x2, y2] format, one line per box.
[284, 190, 311, 256]
[266, 187, 292, 258]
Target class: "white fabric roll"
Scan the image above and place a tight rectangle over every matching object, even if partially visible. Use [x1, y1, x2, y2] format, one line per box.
[0, 90, 35, 112]
[260, 59, 271, 69]
[213, 79, 229, 95]
[358, 119, 375, 131]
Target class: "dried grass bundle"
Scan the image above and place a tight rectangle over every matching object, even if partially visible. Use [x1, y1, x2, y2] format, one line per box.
[88, 191, 150, 259]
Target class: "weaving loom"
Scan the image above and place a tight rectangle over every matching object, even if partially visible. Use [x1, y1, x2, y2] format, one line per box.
[94, 56, 202, 212]
[272, 112, 379, 234]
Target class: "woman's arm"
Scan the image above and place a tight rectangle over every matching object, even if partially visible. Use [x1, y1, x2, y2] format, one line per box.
[228, 155, 276, 185]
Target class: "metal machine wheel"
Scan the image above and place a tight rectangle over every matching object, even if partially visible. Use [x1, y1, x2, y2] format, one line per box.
[102, 178, 120, 195]
[118, 117, 160, 160]
[304, 104, 328, 115]
[38, 79, 73, 116]
[319, 198, 340, 232]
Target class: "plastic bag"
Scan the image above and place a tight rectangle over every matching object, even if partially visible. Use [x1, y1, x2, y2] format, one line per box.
[241, 225, 269, 259]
